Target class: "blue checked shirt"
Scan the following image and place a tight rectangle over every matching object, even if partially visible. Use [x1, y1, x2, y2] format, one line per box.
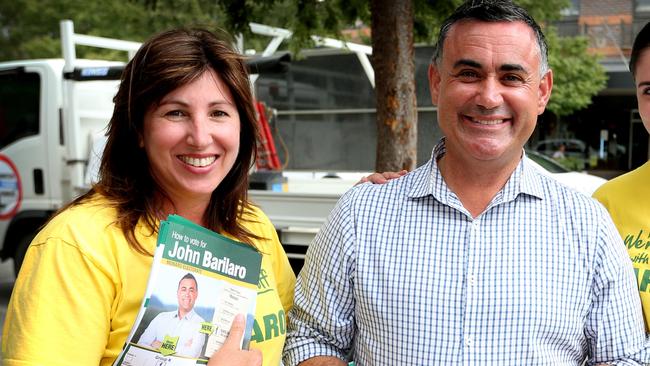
[283, 142, 648, 366]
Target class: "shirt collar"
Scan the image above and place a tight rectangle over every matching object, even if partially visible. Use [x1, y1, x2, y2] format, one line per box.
[175, 309, 197, 320]
[407, 139, 544, 203]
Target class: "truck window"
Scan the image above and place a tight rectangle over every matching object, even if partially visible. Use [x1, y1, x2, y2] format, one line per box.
[0, 71, 40, 150]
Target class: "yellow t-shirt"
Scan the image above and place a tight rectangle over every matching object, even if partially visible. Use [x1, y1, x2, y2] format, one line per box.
[593, 161, 650, 330]
[2, 194, 295, 366]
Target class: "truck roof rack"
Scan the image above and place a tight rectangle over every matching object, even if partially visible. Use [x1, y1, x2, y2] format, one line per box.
[63, 66, 125, 81]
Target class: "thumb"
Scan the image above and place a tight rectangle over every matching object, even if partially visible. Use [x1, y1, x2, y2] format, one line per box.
[222, 314, 246, 349]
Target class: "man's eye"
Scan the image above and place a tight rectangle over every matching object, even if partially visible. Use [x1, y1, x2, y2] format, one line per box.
[458, 70, 479, 79]
[503, 74, 524, 83]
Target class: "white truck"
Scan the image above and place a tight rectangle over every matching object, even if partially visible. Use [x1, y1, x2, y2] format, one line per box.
[0, 21, 137, 274]
[0, 21, 350, 276]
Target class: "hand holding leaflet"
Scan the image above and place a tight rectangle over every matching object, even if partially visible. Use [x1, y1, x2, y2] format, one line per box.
[207, 314, 262, 366]
[113, 215, 262, 366]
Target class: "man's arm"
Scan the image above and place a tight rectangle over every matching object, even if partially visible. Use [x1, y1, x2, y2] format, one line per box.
[283, 192, 358, 366]
[138, 313, 163, 347]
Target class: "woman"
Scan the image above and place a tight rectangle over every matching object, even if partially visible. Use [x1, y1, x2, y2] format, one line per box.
[2, 28, 295, 366]
[593, 21, 650, 331]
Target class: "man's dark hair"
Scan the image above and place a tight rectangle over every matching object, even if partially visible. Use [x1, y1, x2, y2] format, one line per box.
[630, 22, 650, 77]
[432, 0, 548, 75]
[179, 273, 198, 291]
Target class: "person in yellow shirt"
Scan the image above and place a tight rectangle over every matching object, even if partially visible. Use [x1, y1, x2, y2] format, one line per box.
[2, 27, 295, 366]
[593, 22, 650, 330]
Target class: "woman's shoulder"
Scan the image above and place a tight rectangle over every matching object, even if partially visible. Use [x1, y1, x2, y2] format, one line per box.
[241, 203, 275, 233]
[33, 193, 131, 253]
[47, 194, 118, 229]
[239, 203, 280, 250]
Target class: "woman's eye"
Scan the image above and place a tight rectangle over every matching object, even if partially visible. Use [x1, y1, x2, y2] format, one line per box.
[165, 110, 185, 117]
[211, 110, 228, 118]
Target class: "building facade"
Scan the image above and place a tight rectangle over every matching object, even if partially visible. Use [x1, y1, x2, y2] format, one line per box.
[549, 0, 650, 175]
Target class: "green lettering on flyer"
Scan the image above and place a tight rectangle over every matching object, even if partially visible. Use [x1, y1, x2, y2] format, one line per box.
[159, 335, 178, 356]
[200, 322, 215, 335]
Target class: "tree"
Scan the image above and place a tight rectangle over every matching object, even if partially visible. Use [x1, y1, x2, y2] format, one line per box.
[1, 0, 605, 171]
[371, 0, 417, 171]
[545, 27, 607, 118]
[0, 0, 220, 61]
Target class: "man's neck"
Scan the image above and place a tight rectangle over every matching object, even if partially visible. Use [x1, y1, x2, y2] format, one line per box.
[177, 308, 190, 319]
[438, 153, 520, 218]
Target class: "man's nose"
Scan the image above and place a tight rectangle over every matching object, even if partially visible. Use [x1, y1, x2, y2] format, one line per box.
[475, 77, 503, 110]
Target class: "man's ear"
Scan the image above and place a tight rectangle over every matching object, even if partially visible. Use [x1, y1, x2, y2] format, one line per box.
[537, 69, 553, 114]
[428, 63, 441, 105]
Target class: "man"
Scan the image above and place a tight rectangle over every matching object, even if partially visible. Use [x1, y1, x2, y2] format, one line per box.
[138, 273, 206, 358]
[283, 1, 648, 365]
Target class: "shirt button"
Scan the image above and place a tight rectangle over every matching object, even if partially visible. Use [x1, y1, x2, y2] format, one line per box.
[468, 274, 476, 286]
[465, 336, 473, 347]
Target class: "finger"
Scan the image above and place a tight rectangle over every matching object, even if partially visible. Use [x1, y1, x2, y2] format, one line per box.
[382, 170, 408, 179]
[381, 172, 400, 179]
[249, 348, 263, 365]
[366, 173, 388, 184]
[222, 314, 246, 349]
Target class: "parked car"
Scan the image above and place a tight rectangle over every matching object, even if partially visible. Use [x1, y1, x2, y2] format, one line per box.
[526, 150, 607, 196]
[532, 138, 597, 170]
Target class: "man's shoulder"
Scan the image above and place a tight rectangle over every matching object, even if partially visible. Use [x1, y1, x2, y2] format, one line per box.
[343, 162, 431, 204]
[526, 165, 608, 218]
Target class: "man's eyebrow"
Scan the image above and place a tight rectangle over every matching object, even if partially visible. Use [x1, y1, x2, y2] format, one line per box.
[453, 59, 482, 69]
[637, 81, 650, 88]
[500, 63, 527, 73]
[452, 60, 529, 74]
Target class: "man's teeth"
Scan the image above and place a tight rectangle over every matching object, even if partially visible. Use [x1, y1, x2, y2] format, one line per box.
[180, 156, 216, 167]
[473, 119, 504, 125]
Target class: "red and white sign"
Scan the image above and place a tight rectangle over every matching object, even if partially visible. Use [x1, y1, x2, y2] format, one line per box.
[0, 154, 22, 220]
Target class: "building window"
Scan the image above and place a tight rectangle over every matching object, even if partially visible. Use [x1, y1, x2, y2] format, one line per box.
[638, 0, 650, 12]
[561, 0, 580, 16]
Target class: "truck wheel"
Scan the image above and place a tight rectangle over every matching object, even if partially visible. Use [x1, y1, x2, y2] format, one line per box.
[13, 235, 34, 276]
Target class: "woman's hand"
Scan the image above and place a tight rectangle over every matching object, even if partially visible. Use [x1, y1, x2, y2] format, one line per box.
[207, 314, 262, 366]
[356, 170, 408, 185]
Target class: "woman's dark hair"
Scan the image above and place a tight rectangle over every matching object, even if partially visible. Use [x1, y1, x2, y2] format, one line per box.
[71, 28, 260, 254]
[630, 22, 650, 78]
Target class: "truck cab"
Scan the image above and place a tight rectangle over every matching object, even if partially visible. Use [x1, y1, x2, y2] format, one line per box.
[0, 59, 123, 273]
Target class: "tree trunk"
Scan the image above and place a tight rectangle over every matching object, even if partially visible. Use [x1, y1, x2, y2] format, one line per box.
[371, 0, 417, 172]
